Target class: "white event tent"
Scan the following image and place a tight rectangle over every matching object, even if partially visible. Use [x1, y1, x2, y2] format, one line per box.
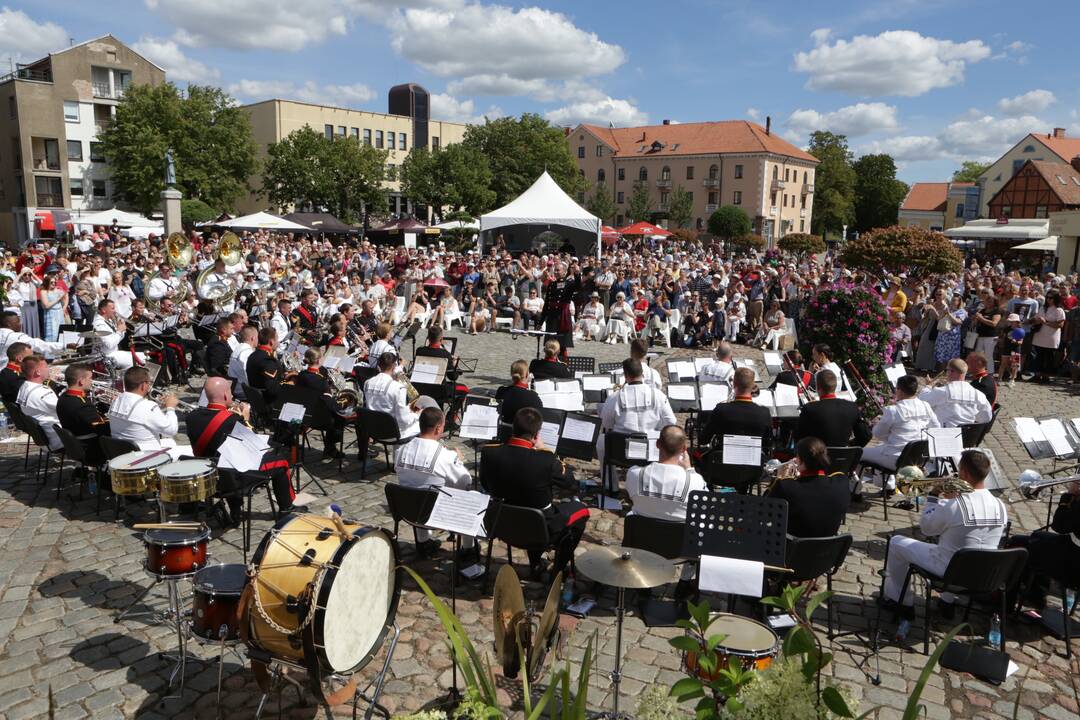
[70, 208, 161, 229]
[479, 172, 601, 258]
[216, 211, 312, 232]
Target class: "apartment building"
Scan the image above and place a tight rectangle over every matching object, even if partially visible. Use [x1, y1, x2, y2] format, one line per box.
[0, 35, 165, 246]
[898, 181, 978, 231]
[237, 84, 469, 217]
[569, 118, 817, 244]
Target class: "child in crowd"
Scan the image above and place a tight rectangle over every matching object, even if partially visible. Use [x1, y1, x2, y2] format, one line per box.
[998, 312, 1025, 388]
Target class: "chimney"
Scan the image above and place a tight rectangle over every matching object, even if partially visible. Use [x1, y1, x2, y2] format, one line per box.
[640, 131, 646, 142]
[1072, 155, 1080, 173]
[765, 116, 771, 135]
[1053, 127, 1067, 139]
[662, 119, 670, 126]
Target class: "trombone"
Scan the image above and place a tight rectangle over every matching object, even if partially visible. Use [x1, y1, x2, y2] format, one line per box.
[1018, 470, 1080, 499]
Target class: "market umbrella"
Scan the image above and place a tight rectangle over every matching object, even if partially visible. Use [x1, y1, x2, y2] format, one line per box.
[422, 277, 450, 288]
[616, 221, 671, 237]
[217, 211, 312, 231]
[601, 225, 622, 246]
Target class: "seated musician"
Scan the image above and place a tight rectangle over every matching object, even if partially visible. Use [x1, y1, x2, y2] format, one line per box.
[226, 311, 246, 351]
[325, 319, 349, 351]
[626, 425, 706, 521]
[495, 360, 542, 425]
[480, 407, 587, 579]
[810, 343, 845, 392]
[699, 341, 735, 384]
[528, 340, 572, 381]
[366, 322, 395, 368]
[795, 370, 871, 448]
[270, 298, 292, 340]
[0, 311, 65, 359]
[292, 289, 320, 342]
[16, 355, 62, 451]
[699, 367, 772, 447]
[0, 341, 30, 404]
[629, 338, 662, 388]
[415, 326, 469, 418]
[766, 437, 849, 537]
[394, 407, 475, 559]
[246, 327, 284, 403]
[599, 358, 677, 489]
[145, 261, 180, 305]
[881, 450, 1006, 622]
[292, 347, 344, 458]
[56, 363, 109, 468]
[770, 350, 811, 396]
[858, 374, 939, 472]
[919, 358, 992, 427]
[158, 297, 206, 378]
[229, 325, 258, 399]
[965, 351, 998, 409]
[364, 352, 421, 439]
[93, 299, 144, 371]
[185, 377, 299, 523]
[1007, 479, 1080, 611]
[108, 366, 193, 455]
[205, 317, 234, 379]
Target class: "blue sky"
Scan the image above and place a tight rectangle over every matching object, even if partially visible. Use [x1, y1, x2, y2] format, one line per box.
[5, 1, 1080, 183]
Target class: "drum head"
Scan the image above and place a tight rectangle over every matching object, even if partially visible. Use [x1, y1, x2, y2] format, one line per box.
[195, 563, 247, 594]
[110, 450, 171, 470]
[145, 526, 209, 545]
[709, 613, 778, 654]
[159, 459, 215, 478]
[319, 531, 397, 673]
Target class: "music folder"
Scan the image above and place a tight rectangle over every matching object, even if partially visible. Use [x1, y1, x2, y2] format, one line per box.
[556, 412, 601, 461]
[1014, 416, 1077, 460]
[666, 359, 697, 383]
[665, 382, 698, 412]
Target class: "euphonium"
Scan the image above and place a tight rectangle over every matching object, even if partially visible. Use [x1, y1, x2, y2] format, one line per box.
[394, 370, 421, 404]
[895, 465, 973, 495]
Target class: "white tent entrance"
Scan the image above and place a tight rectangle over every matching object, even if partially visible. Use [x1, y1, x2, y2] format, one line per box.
[479, 172, 601, 258]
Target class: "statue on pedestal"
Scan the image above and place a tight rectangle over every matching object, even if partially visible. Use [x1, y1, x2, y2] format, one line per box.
[165, 148, 176, 187]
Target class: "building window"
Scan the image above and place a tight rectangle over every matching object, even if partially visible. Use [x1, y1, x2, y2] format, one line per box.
[578, 146, 585, 158]
[596, 145, 603, 157]
[734, 191, 742, 205]
[375, 130, 384, 148]
[337, 125, 346, 138]
[92, 179, 106, 197]
[432, 136, 440, 150]
[616, 214, 624, 226]
[1036, 205, 1047, 218]
[33, 138, 60, 170]
[35, 176, 62, 207]
[617, 191, 624, 204]
[598, 168, 606, 183]
[399, 133, 406, 151]
[800, 220, 805, 232]
[686, 191, 693, 204]
[638, 167, 648, 182]
[363, 129, 372, 145]
[350, 127, 359, 139]
[734, 164, 743, 179]
[686, 166, 694, 180]
[8, 96, 15, 119]
[770, 191, 777, 206]
[709, 164, 719, 180]
[64, 101, 79, 122]
[772, 165, 778, 179]
[708, 191, 718, 205]
[785, 168, 790, 181]
[324, 124, 333, 139]
[955, 203, 965, 218]
[1001, 205, 1012, 217]
[1023, 145, 1035, 153]
[660, 191, 670, 207]
[89, 142, 105, 162]
[617, 168, 625, 181]
[70, 178, 83, 196]
[388, 132, 396, 150]
[661, 166, 671, 180]
[66, 140, 82, 161]
[386, 163, 396, 180]
[1012, 159, 1024, 175]
[783, 194, 788, 207]
[803, 171, 808, 183]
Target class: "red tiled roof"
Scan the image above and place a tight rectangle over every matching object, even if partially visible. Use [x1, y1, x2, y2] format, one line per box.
[900, 182, 949, 212]
[1026, 160, 1080, 205]
[579, 121, 818, 163]
[1034, 133, 1080, 164]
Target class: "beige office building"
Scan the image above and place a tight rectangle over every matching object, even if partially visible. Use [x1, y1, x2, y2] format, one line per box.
[569, 119, 817, 244]
[0, 35, 165, 246]
[237, 85, 468, 218]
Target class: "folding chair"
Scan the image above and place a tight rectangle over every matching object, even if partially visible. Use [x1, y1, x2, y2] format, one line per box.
[356, 408, 411, 479]
[784, 534, 853, 637]
[384, 484, 439, 555]
[482, 502, 553, 586]
[860, 440, 929, 521]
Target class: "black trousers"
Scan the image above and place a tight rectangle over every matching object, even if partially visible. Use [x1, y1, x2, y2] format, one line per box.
[1007, 531, 1080, 608]
[526, 501, 588, 577]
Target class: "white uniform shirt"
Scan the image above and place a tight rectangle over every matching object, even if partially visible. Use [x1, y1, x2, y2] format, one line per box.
[367, 339, 395, 368]
[642, 363, 663, 389]
[108, 391, 180, 450]
[919, 488, 1008, 567]
[600, 382, 677, 434]
[394, 436, 472, 490]
[17, 381, 62, 450]
[870, 397, 941, 454]
[700, 359, 734, 384]
[270, 312, 291, 341]
[819, 360, 847, 390]
[227, 335, 240, 352]
[0, 327, 64, 359]
[146, 276, 176, 302]
[92, 314, 125, 354]
[626, 462, 707, 520]
[228, 344, 256, 391]
[364, 372, 419, 438]
[919, 381, 993, 428]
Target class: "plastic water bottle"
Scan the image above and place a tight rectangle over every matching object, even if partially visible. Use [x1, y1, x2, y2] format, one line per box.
[895, 618, 911, 642]
[561, 572, 575, 606]
[87, 470, 97, 496]
[0, 405, 8, 439]
[987, 613, 1002, 650]
[1066, 589, 1076, 613]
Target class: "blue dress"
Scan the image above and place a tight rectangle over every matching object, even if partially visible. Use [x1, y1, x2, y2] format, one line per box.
[934, 308, 966, 363]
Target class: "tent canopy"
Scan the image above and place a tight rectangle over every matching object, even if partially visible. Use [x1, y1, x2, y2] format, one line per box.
[70, 208, 160, 229]
[283, 212, 357, 234]
[216, 211, 312, 231]
[617, 221, 670, 237]
[1011, 237, 1059, 251]
[480, 172, 600, 257]
[944, 218, 1050, 241]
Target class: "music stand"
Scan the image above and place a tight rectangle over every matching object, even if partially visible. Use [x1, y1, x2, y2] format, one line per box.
[682, 491, 788, 567]
[273, 386, 334, 495]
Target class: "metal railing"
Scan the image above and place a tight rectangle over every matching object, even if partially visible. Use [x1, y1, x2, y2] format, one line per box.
[32, 157, 60, 171]
[703, 178, 719, 187]
[771, 179, 786, 190]
[0, 67, 52, 84]
[656, 179, 672, 188]
[92, 81, 117, 98]
[802, 183, 814, 194]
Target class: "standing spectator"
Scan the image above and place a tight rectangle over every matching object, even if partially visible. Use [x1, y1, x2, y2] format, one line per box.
[1031, 291, 1066, 383]
[934, 293, 967, 369]
[39, 275, 68, 342]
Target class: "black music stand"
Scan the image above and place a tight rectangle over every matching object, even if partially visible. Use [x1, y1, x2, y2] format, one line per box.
[273, 386, 334, 495]
[556, 412, 602, 506]
[510, 329, 555, 359]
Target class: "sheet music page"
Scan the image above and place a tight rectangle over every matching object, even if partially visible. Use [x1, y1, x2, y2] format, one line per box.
[426, 487, 490, 537]
[763, 352, 782, 373]
[582, 375, 611, 391]
[884, 364, 907, 386]
[534, 379, 556, 394]
[723, 435, 762, 466]
[626, 438, 648, 460]
[459, 404, 499, 440]
[668, 383, 696, 401]
[229, 422, 270, 451]
[322, 355, 341, 369]
[1014, 417, 1042, 444]
[646, 429, 660, 461]
[338, 356, 356, 373]
[540, 421, 561, 449]
[574, 370, 587, 379]
[671, 361, 696, 379]
[926, 427, 963, 458]
[700, 383, 730, 409]
[699, 556, 764, 597]
[217, 436, 264, 473]
[773, 384, 799, 407]
[59, 331, 82, 347]
[693, 357, 712, 373]
[562, 416, 596, 443]
[279, 402, 306, 423]
[1039, 419, 1074, 456]
[753, 389, 774, 408]
[410, 363, 441, 384]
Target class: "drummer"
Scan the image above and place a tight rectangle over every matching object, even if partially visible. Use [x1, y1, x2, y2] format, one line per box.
[107, 366, 193, 456]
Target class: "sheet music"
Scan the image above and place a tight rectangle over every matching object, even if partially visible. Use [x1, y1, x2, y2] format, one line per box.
[217, 436, 264, 473]
[645, 429, 660, 461]
[338, 356, 356, 373]
[534, 379, 556, 394]
[410, 363, 442, 384]
[540, 421, 561, 449]
[1039, 419, 1074, 456]
[670, 360, 696, 380]
[230, 422, 271, 452]
[884, 364, 907, 386]
[626, 438, 648, 460]
[668, 384, 696, 401]
[723, 435, 761, 466]
[574, 370, 587, 379]
[59, 331, 82, 347]
[753, 388, 774, 408]
[699, 383, 730, 409]
[773, 383, 799, 408]
[426, 487, 489, 537]
[763, 352, 782, 374]
[279, 402, 306, 423]
[459, 404, 499, 440]
[1014, 417, 1042, 444]
[582, 375, 611, 391]
[693, 357, 712, 374]
[562, 417, 596, 443]
[926, 427, 963, 458]
[322, 355, 341, 369]
[699, 556, 764, 597]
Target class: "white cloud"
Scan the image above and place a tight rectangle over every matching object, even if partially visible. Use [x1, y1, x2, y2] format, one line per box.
[860, 135, 944, 162]
[997, 89, 1056, 116]
[545, 96, 647, 128]
[429, 92, 502, 125]
[786, 102, 900, 138]
[746, 107, 760, 120]
[131, 36, 219, 83]
[938, 113, 1044, 160]
[228, 79, 376, 108]
[793, 30, 990, 96]
[0, 8, 68, 62]
[447, 74, 556, 99]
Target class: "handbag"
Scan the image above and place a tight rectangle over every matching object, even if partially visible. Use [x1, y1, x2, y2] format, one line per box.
[964, 330, 979, 349]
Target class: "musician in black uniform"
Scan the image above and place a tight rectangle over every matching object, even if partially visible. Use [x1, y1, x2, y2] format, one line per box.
[0, 341, 30, 404]
[415, 326, 468, 421]
[291, 348, 344, 458]
[1007, 480, 1080, 611]
[185, 377, 299, 524]
[965, 351, 998, 408]
[794, 370, 871, 448]
[480, 407, 588, 579]
[766, 437, 849, 538]
[205, 316, 234, 378]
[770, 350, 812, 395]
[529, 340, 572, 380]
[292, 288, 320, 343]
[699, 368, 773, 447]
[246, 327, 285, 402]
[495, 360, 542, 425]
[541, 264, 580, 360]
[56, 364, 109, 467]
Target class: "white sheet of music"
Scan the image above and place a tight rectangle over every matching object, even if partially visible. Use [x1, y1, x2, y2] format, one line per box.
[230, 421, 270, 452]
[217, 436, 263, 473]
[671, 360, 696, 379]
[322, 355, 341, 369]
[762, 352, 782, 374]
[926, 427, 963, 458]
[459, 404, 499, 440]
[1039, 419, 1073, 456]
[279, 402, 306, 423]
[540, 422, 561, 449]
[626, 438, 648, 460]
[563, 417, 596, 443]
[410, 363, 442, 384]
[699, 383, 730, 410]
[693, 357, 712, 374]
[773, 384, 799, 408]
[534, 379, 556, 394]
[753, 389, 774, 408]
[699, 556, 763, 597]
[59, 331, 82, 347]
[723, 435, 761, 466]
[338, 356, 356, 373]
[1014, 417, 1042, 444]
[668, 384, 696, 401]
[884, 363, 907, 386]
[582, 375, 611, 391]
[426, 487, 489, 537]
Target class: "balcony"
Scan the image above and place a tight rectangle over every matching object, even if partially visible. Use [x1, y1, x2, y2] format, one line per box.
[705, 203, 718, 213]
[703, 177, 720, 187]
[771, 179, 786, 191]
[32, 156, 60, 172]
[802, 183, 814, 194]
[770, 206, 778, 215]
[656, 178, 672, 189]
[800, 208, 807, 218]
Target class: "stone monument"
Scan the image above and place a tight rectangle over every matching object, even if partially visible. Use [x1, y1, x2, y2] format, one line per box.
[161, 148, 182, 236]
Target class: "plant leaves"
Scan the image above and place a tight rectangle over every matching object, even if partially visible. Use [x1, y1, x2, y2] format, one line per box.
[822, 686, 855, 718]
[806, 590, 834, 622]
[669, 635, 703, 654]
[671, 677, 705, 701]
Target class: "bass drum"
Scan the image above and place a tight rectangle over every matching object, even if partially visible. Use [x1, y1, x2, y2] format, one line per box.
[246, 513, 400, 677]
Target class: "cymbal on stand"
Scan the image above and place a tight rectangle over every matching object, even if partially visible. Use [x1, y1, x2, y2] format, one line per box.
[576, 546, 675, 589]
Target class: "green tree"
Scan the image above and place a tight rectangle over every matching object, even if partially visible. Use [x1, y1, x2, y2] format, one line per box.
[585, 182, 616, 224]
[262, 126, 328, 212]
[841, 225, 963, 278]
[627, 182, 654, 222]
[180, 198, 217, 226]
[400, 144, 496, 219]
[462, 113, 585, 206]
[324, 136, 389, 223]
[807, 131, 856, 238]
[852, 153, 908, 233]
[708, 205, 751, 241]
[778, 232, 825, 257]
[667, 185, 694, 229]
[99, 83, 256, 215]
[952, 160, 990, 183]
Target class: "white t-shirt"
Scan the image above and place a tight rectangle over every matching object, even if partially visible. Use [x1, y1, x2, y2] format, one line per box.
[1033, 306, 1065, 349]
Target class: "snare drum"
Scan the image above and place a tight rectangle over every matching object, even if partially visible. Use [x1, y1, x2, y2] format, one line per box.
[683, 613, 779, 680]
[245, 513, 400, 676]
[109, 450, 171, 496]
[144, 524, 210, 578]
[158, 459, 218, 504]
[192, 563, 247, 642]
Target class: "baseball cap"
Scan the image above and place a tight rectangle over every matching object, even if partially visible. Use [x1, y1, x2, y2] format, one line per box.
[1007, 313, 1021, 322]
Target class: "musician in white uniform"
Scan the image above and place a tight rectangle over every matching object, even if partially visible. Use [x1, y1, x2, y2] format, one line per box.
[366, 322, 396, 369]
[629, 338, 662, 388]
[364, 352, 421, 439]
[599, 358, 677, 491]
[197, 258, 236, 312]
[93, 299, 144, 370]
[700, 342, 735, 384]
[860, 373, 940, 470]
[107, 366, 193, 456]
[228, 325, 258, 399]
[270, 299, 292, 341]
[394, 407, 476, 556]
[626, 425, 706, 521]
[881, 450, 1007, 619]
[15, 355, 62, 450]
[0, 311, 65, 359]
[811, 343, 846, 392]
[145, 262, 179, 304]
[919, 358, 992, 427]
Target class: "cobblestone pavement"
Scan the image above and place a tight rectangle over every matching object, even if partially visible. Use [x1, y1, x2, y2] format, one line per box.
[1, 330, 1078, 719]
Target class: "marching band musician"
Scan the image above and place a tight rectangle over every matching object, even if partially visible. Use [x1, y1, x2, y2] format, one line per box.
[56, 364, 109, 467]
[292, 289, 320, 341]
[229, 326, 258, 398]
[529, 340, 572, 381]
[810, 343, 846, 392]
[145, 261, 179, 304]
[292, 348, 344, 458]
[699, 341, 736, 384]
[366, 323, 395, 369]
[965, 351, 998, 408]
[599, 358, 677, 488]
[205, 317, 234, 379]
[480, 407, 588, 580]
[629, 338, 663, 388]
[108, 367, 193, 456]
[415, 326, 469, 418]
[919, 358, 992, 428]
[226, 311, 247, 352]
[495, 360, 542, 426]
[1007, 479, 1080, 612]
[246, 327, 284, 402]
[1, 341, 30, 404]
[858, 374, 940, 488]
[93, 299, 143, 371]
[795, 370, 871, 448]
[766, 437, 849, 538]
[770, 350, 812, 396]
[270, 298, 293, 340]
[0, 311, 66, 359]
[626, 425, 706, 521]
[364, 352, 421, 439]
[185, 377, 299, 522]
[881, 450, 1006, 623]
[16, 355, 62, 451]
[699, 368, 772, 447]
[199, 258, 235, 312]
[541, 263, 580, 361]
[394, 407, 475, 559]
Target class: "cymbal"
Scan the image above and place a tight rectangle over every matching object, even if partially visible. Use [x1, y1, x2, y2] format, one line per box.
[492, 565, 525, 667]
[575, 546, 675, 589]
[529, 571, 562, 681]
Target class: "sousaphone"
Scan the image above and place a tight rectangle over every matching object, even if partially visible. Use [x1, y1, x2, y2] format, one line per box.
[491, 565, 562, 680]
[145, 232, 193, 314]
[195, 231, 243, 306]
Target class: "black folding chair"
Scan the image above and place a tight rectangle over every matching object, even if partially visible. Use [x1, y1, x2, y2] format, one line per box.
[384, 484, 439, 554]
[5, 404, 35, 474]
[602, 431, 651, 496]
[483, 502, 553, 586]
[21, 416, 60, 486]
[242, 385, 273, 431]
[860, 439, 929, 521]
[356, 408, 411, 479]
[623, 514, 690, 624]
[784, 534, 854, 637]
[52, 425, 93, 502]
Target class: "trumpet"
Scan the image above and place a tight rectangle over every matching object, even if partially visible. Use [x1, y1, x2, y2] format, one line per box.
[149, 387, 197, 412]
[1018, 470, 1080, 499]
[90, 380, 121, 407]
[926, 370, 949, 388]
[762, 458, 799, 493]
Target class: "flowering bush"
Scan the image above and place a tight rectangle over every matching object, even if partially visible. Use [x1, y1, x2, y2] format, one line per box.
[800, 281, 892, 415]
[778, 233, 825, 258]
[840, 225, 962, 278]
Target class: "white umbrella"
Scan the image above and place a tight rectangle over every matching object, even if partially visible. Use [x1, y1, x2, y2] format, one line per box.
[70, 207, 161, 229]
[217, 211, 312, 231]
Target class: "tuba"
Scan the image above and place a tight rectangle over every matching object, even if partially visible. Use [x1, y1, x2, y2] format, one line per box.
[146, 232, 194, 314]
[195, 231, 242, 307]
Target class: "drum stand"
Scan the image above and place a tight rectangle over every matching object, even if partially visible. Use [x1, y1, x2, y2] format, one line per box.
[160, 577, 205, 701]
[600, 585, 630, 720]
[186, 623, 246, 718]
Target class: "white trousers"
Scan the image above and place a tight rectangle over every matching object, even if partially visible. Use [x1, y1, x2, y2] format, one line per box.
[108, 350, 146, 371]
[884, 536, 952, 606]
[725, 319, 741, 340]
[975, 337, 997, 374]
[860, 443, 901, 470]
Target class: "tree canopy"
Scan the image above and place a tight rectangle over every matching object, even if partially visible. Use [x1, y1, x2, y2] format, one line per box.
[808, 131, 856, 238]
[853, 154, 908, 233]
[778, 233, 825, 257]
[628, 182, 653, 223]
[666, 185, 694, 229]
[840, 225, 963, 278]
[708, 205, 751, 240]
[585, 182, 616, 224]
[180, 198, 217, 226]
[952, 161, 990, 183]
[99, 83, 256, 215]
[399, 144, 496, 220]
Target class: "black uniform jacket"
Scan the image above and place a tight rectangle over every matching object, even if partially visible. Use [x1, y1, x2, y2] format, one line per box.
[246, 346, 283, 399]
[495, 383, 542, 425]
[794, 395, 871, 448]
[767, 471, 850, 538]
[529, 358, 572, 381]
[185, 404, 240, 457]
[0, 364, 25, 404]
[700, 397, 772, 447]
[480, 438, 576, 509]
[57, 390, 109, 438]
[205, 338, 232, 378]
